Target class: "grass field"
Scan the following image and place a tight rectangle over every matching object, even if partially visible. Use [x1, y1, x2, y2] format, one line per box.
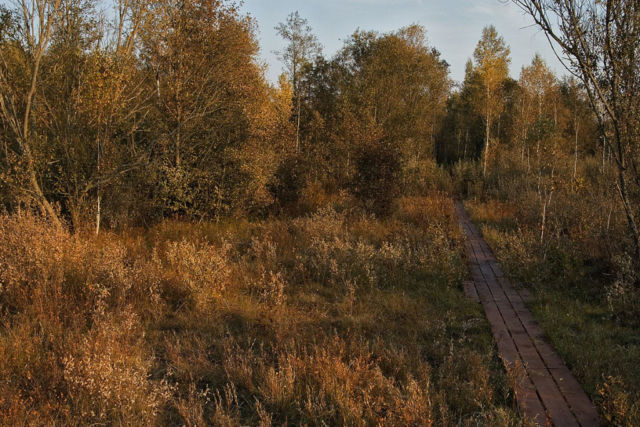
[0, 194, 526, 426]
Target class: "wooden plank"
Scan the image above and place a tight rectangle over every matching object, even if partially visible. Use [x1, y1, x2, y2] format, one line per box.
[516, 311, 546, 340]
[469, 263, 484, 276]
[474, 279, 493, 305]
[453, 200, 600, 427]
[515, 370, 549, 426]
[489, 262, 504, 277]
[549, 366, 602, 427]
[498, 277, 520, 297]
[512, 333, 548, 372]
[513, 281, 535, 303]
[518, 288, 535, 303]
[532, 338, 566, 370]
[528, 369, 580, 427]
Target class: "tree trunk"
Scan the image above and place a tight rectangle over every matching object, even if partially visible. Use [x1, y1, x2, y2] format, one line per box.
[483, 86, 491, 177]
[296, 88, 301, 152]
[616, 169, 640, 265]
[574, 121, 579, 184]
[540, 190, 553, 243]
[96, 193, 101, 235]
[484, 114, 490, 176]
[26, 154, 61, 228]
[6, 0, 63, 228]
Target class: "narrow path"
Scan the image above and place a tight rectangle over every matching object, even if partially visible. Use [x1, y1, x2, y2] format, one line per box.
[454, 199, 601, 427]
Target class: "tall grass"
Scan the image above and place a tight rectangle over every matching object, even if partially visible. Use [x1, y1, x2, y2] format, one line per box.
[0, 194, 525, 425]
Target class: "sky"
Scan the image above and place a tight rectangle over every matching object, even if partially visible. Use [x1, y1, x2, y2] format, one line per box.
[239, 0, 567, 85]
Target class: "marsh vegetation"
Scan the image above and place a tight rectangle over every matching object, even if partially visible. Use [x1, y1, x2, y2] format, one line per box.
[0, 0, 638, 425]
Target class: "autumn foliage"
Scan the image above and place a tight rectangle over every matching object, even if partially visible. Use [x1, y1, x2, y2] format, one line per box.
[1, 0, 639, 424]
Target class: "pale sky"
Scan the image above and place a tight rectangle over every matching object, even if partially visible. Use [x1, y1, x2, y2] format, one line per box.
[240, 0, 567, 85]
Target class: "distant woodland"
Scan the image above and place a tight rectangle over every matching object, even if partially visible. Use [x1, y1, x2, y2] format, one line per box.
[0, 0, 639, 425]
[0, 0, 631, 239]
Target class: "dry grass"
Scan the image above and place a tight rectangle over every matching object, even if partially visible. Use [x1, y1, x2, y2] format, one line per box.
[0, 194, 524, 426]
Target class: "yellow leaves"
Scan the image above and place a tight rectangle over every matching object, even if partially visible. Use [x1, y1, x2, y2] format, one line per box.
[473, 25, 511, 85]
[74, 53, 132, 125]
[574, 176, 586, 191]
[275, 73, 294, 116]
[520, 53, 559, 105]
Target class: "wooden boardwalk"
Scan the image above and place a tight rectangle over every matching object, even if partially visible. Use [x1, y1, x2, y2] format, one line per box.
[454, 200, 601, 427]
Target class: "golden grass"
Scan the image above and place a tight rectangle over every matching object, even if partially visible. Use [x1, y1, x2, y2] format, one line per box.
[0, 195, 524, 426]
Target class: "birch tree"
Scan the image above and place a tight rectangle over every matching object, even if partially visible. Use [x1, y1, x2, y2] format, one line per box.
[473, 25, 511, 176]
[509, 0, 640, 264]
[520, 54, 561, 241]
[275, 11, 322, 152]
[143, 0, 282, 218]
[0, 0, 153, 230]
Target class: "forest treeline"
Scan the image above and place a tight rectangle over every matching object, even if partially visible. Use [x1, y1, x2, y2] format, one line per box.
[4, 0, 640, 314]
[1, 0, 634, 249]
[3, 0, 637, 256]
[2, 0, 640, 340]
[0, 0, 450, 229]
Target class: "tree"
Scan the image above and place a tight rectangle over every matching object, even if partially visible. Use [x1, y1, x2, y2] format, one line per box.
[509, 0, 640, 264]
[44, 0, 152, 232]
[518, 53, 560, 172]
[0, 0, 153, 231]
[559, 76, 599, 182]
[0, 0, 63, 226]
[337, 26, 450, 161]
[351, 139, 402, 217]
[274, 11, 322, 152]
[519, 54, 562, 241]
[142, 0, 272, 218]
[436, 60, 486, 165]
[473, 25, 511, 176]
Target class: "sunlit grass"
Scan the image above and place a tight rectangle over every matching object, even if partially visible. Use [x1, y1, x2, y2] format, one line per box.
[0, 194, 525, 426]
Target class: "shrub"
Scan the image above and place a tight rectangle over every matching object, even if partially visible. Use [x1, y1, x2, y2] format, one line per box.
[403, 158, 454, 195]
[351, 140, 402, 217]
[0, 214, 170, 425]
[63, 310, 172, 425]
[597, 376, 640, 427]
[269, 154, 307, 209]
[0, 194, 520, 425]
[164, 239, 232, 309]
[607, 255, 640, 327]
[221, 334, 436, 426]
